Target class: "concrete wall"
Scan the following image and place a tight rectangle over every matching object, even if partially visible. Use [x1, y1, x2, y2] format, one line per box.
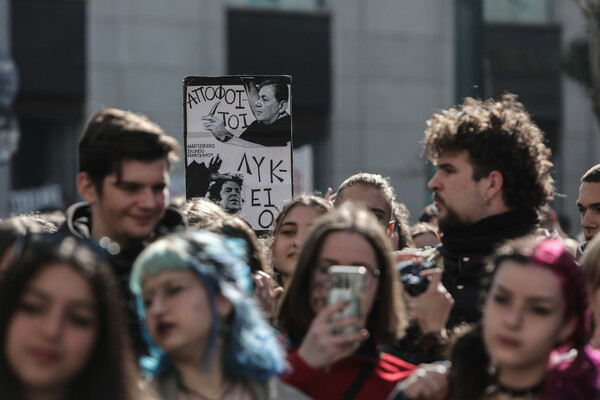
[327, 0, 455, 220]
[555, 1, 600, 238]
[87, 0, 227, 198]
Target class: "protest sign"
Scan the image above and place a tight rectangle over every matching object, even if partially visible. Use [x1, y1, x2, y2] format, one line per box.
[183, 75, 293, 231]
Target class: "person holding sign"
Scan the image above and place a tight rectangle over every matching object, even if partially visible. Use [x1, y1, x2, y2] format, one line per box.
[202, 78, 291, 147]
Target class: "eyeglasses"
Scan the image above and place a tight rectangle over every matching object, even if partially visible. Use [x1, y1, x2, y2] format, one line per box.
[142, 278, 198, 309]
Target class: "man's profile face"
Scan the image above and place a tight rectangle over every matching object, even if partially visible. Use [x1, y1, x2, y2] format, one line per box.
[427, 150, 489, 233]
[88, 158, 169, 248]
[219, 181, 242, 213]
[335, 185, 391, 231]
[255, 85, 284, 125]
[577, 181, 600, 243]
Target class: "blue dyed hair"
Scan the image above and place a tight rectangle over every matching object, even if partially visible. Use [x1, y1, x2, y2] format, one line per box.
[130, 230, 284, 381]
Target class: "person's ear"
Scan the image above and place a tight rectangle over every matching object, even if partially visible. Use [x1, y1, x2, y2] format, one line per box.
[278, 100, 288, 114]
[485, 170, 504, 202]
[216, 293, 234, 319]
[77, 172, 100, 204]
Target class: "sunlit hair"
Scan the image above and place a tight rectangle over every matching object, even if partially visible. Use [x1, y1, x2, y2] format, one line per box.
[0, 233, 144, 400]
[130, 230, 284, 381]
[203, 214, 267, 274]
[336, 173, 396, 220]
[392, 201, 415, 249]
[277, 203, 408, 344]
[179, 197, 227, 229]
[424, 93, 554, 212]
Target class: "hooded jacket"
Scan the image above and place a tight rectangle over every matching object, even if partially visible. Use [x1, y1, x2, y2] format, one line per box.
[59, 201, 187, 355]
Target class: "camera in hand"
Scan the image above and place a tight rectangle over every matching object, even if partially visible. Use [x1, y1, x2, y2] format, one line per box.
[397, 260, 436, 296]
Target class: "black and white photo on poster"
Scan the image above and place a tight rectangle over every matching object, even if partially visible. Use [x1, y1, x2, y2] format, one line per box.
[184, 75, 293, 231]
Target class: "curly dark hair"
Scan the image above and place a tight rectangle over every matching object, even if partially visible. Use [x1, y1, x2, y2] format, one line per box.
[424, 93, 554, 212]
[207, 174, 244, 203]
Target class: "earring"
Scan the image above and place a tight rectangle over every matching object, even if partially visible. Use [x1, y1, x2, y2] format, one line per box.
[484, 196, 491, 205]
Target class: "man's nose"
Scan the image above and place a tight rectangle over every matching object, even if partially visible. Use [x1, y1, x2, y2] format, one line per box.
[139, 188, 158, 209]
[427, 171, 441, 191]
[582, 211, 597, 228]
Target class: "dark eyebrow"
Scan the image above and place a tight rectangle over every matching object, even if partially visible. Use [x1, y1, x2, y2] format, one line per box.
[437, 162, 456, 170]
[369, 207, 386, 216]
[318, 258, 375, 270]
[576, 201, 600, 209]
[25, 287, 96, 310]
[496, 283, 556, 305]
[114, 180, 143, 188]
[24, 287, 50, 302]
[280, 221, 298, 228]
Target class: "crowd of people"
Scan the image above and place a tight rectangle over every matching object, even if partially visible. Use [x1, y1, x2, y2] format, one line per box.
[2, 93, 600, 400]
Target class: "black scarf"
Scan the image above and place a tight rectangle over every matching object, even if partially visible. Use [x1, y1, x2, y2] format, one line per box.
[441, 208, 539, 255]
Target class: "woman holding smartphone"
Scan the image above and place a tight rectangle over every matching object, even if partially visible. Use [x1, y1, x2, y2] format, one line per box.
[277, 203, 416, 400]
[0, 233, 149, 400]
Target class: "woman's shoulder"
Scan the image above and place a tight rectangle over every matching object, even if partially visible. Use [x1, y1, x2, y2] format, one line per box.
[247, 377, 311, 400]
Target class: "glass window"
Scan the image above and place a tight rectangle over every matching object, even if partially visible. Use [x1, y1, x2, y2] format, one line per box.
[484, 0, 552, 24]
[228, 0, 325, 11]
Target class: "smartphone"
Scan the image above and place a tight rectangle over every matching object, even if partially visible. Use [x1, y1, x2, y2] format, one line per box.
[327, 265, 367, 334]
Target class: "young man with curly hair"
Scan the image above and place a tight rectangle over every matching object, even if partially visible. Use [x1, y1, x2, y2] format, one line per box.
[424, 93, 554, 327]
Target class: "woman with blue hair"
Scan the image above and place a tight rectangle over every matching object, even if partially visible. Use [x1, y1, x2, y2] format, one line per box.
[130, 230, 307, 400]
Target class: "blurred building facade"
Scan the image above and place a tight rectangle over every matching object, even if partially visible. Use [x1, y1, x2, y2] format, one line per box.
[5, 0, 600, 238]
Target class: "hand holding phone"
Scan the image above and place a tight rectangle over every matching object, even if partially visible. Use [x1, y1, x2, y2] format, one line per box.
[327, 265, 367, 334]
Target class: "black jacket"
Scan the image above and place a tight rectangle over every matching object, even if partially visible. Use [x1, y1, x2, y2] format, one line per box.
[436, 208, 538, 327]
[59, 202, 187, 355]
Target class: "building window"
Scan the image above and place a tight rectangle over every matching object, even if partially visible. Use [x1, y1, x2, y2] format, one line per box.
[228, 0, 326, 11]
[484, 0, 552, 24]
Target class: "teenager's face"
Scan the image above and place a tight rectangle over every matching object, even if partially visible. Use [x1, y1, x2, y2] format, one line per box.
[483, 260, 574, 373]
[219, 181, 241, 213]
[272, 205, 324, 285]
[427, 150, 488, 232]
[335, 186, 391, 231]
[6, 263, 98, 393]
[142, 270, 231, 361]
[310, 231, 380, 316]
[89, 158, 169, 248]
[255, 85, 284, 125]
